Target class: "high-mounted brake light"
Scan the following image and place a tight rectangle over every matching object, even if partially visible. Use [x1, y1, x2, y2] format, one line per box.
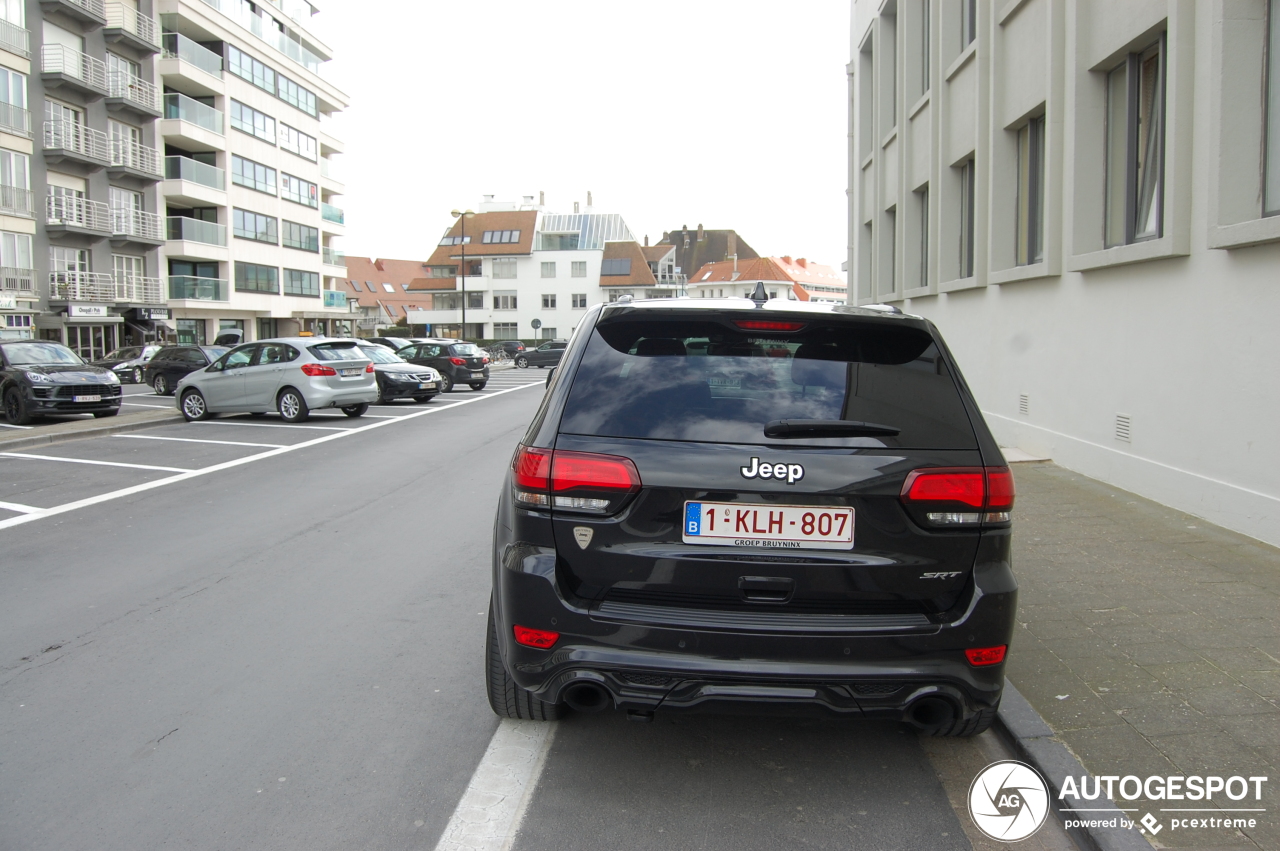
[733, 319, 806, 332]
[300, 363, 337, 376]
[965, 645, 1007, 666]
[513, 625, 559, 649]
[449, 357, 466, 366]
[512, 445, 641, 513]
[900, 467, 1015, 526]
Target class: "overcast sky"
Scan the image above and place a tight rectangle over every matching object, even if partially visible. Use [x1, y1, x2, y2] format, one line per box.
[311, 0, 850, 275]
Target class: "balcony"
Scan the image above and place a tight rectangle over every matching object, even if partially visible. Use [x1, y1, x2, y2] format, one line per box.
[44, 119, 110, 167]
[0, 20, 30, 58]
[40, 0, 107, 27]
[160, 32, 223, 96]
[161, 92, 223, 147]
[111, 208, 163, 244]
[104, 3, 160, 52]
[1, 266, 36, 297]
[47, 194, 111, 236]
[321, 202, 344, 225]
[168, 275, 227, 301]
[197, 0, 322, 73]
[165, 216, 227, 262]
[107, 70, 161, 117]
[323, 290, 346, 309]
[164, 155, 223, 189]
[41, 45, 109, 97]
[109, 138, 163, 180]
[0, 102, 30, 138]
[0, 185, 34, 218]
[322, 247, 345, 267]
[115, 275, 163, 303]
[50, 271, 115, 302]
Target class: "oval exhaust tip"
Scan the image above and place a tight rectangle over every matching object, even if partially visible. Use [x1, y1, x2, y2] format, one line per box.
[563, 682, 610, 713]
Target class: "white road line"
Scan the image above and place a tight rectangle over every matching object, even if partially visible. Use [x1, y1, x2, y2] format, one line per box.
[432, 720, 557, 851]
[0, 452, 191, 473]
[121, 402, 174, 408]
[192, 421, 347, 431]
[114, 434, 286, 449]
[0, 422, 32, 429]
[0, 500, 40, 513]
[0, 382, 540, 531]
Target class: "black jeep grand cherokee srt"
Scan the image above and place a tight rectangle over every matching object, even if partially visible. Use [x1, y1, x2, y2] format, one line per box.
[487, 293, 1016, 735]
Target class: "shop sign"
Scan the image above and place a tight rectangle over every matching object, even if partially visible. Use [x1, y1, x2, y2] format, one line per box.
[139, 308, 171, 320]
[0, 294, 15, 310]
[68, 305, 108, 318]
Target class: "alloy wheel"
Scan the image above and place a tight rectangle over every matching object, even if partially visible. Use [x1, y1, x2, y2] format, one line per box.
[279, 392, 301, 420]
[181, 391, 206, 421]
[154, 375, 167, 395]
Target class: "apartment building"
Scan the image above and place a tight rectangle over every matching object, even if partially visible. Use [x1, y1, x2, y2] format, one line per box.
[849, 0, 1280, 544]
[158, 0, 351, 346]
[687, 255, 847, 302]
[406, 196, 684, 341]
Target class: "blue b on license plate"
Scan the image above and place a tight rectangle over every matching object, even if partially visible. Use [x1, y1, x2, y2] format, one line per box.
[683, 501, 854, 550]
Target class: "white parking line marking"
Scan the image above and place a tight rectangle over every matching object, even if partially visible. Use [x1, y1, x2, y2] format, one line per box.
[121, 402, 173, 408]
[432, 719, 557, 851]
[0, 382, 540, 530]
[0, 500, 40, 513]
[191, 421, 347, 431]
[115, 434, 286, 449]
[0, 452, 192, 473]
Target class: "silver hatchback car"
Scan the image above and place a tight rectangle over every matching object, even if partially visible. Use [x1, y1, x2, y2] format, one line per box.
[176, 337, 379, 423]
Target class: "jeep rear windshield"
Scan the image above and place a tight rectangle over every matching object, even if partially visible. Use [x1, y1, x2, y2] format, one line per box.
[559, 318, 978, 449]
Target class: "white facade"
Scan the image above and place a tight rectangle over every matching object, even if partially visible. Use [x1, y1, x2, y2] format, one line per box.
[849, 0, 1280, 545]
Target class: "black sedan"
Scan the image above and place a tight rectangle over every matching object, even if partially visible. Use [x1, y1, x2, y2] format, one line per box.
[144, 345, 229, 396]
[1, 341, 123, 424]
[356, 343, 441, 403]
[396, 339, 490, 392]
[514, 339, 567, 369]
[91, 344, 165, 384]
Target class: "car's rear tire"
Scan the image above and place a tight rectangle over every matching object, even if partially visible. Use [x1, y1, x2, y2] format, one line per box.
[277, 387, 309, 423]
[152, 374, 169, 396]
[93, 409, 119, 418]
[3, 386, 33, 425]
[440, 373, 454, 393]
[923, 701, 999, 738]
[515, 356, 529, 369]
[469, 382, 486, 391]
[341, 403, 368, 418]
[413, 394, 435, 403]
[485, 602, 562, 721]
[132, 367, 143, 384]
[180, 389, 210, 422]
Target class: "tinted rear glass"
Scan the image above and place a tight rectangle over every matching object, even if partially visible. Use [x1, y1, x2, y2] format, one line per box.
[451, 343, 480, 355]
[559, 318, 977, 449]
[308, 342, 366, 361]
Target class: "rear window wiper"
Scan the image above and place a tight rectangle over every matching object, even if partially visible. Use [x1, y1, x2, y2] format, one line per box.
[764, 419, 901, 438]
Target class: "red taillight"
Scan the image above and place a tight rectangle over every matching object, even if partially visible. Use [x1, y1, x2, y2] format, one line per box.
[512, 445, 641, 513]
[902, 468, 986, 507]
[900, 466, 1015, 525]
[512, 446, 552, 490]
[552, 450, 640, 493]
[483, 356, 490, 364]
[365, 362, 375, 372]
[733, 319, 806, 332]
[965, 645, 1007, 666]
[300, 363, 337, 376]
[513, 625, 559, 649]
[449, 357, 466, 366]
[986, 467, 1015, 511]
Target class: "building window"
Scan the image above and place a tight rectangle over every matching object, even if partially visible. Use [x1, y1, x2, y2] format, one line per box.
[176, 318, 205, 346]
[1015, 115, 1046, 265]
[277, 73, 317, 117]
[540, 327, 557, 340]
[230, 100, 276, 143]
[572, 293, 587, 308]
[493, 322, 518, 337]
[283, 269, 319, 297]
[1265, 0, 1280, 215]
[281, 220, 319, 252]
[959, 158, 975, 278]
[916, 185, 929, 288]
[280, 173, 317, 207]
[492, 258, 517, 279]
[233, 208, 277, 244]
[884, 208, 896, 295]
[920, 4, 930, 96]
[541, 261, 556, 278]
[493, 292, 517, 310]
[467, 291, 483, 309]
[541, 293, 556, 309]
[430, 266, 457, 277]
[235, 262, 278, 294]
[571, 261, 586, 277]
[278, 123, 317, 160]
[482, 229, 521, 244]
[231, 155, 276, 194]
[601, 258, 631, 276]
[227, 45, 275, 94]
[438, 235, 470, 246]
[608, 291, 632, 302]
[961, 0, 976, 48]
[1105, 37, 1166, 246]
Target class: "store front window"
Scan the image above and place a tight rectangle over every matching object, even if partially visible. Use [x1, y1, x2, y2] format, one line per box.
[176, 318, 205, 345]
[67, 324, 115, 360]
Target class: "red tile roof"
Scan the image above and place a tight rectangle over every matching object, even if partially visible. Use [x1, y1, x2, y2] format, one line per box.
[686, 256, 846, 301]
[343, 256, 440, 320]
[424, 211, 538, 267]
[600, 241, 657, 287]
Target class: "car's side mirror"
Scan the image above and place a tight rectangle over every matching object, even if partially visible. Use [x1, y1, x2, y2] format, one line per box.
[545, 367, 555, 387]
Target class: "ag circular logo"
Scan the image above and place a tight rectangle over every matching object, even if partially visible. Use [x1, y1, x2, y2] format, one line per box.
[968, 760, 1050, 842]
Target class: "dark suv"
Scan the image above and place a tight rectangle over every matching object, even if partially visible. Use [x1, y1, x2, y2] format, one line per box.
[513, 339, 567, 369]
[397, 339, 490, 392]
[1, 340, 123, 423]
[144, 345, 229, 396]
[487, 296, 1016, 734]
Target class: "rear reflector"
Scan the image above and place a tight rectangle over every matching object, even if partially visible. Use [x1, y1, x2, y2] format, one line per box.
[964, 645, 1007, 666]
[300, 363, 337, 377]
[513, 625, 559, 649]
[733, 319, 806, 332]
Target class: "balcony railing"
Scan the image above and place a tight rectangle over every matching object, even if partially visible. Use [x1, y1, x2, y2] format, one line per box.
[0, 184, 34, 217]
[41, 44, 108, 91]
[108, 70, 160, 112]
[111, 138, 162, 176]
[112, 208, 162, 241]
[166, 216, 226, 245]
[198, 0, 321, 73]
[44, 119, 110, 161]
[0, 101, 30, 137]
[50, 271, 115, 302]
[322, 247, 345, 266]
[53, 0, 107, 21]
[48, 194, 110, 231]
[161, 31, 222, 77]
[321, 202, 344, 224]
[0, 20, 30, 57]
[168, 275, 227, 301]
[105, 3, 160, 47]
[163, 92, 223, 134]
[323, 290, 347, 309]
[0, 266, 35, 295]
[164, 155, 224, 189]
[115, 275, 163, 303]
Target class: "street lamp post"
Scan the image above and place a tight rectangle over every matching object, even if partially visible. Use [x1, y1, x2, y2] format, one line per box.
[451, 209, 474, 339]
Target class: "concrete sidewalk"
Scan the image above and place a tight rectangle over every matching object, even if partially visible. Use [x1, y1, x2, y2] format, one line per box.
[1008, 462, 1279, 850]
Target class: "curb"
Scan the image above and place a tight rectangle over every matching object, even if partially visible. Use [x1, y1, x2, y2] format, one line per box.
[995, 679, 1152, 851]
[0, 409, 182, 453]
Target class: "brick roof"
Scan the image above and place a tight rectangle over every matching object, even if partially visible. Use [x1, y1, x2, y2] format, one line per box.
[640, 244, 675, 263]
[599, 241, 657, 287]
[687, 256, 847, 301]
[424, 210, 538, 266]
[342, 256, 440, 320]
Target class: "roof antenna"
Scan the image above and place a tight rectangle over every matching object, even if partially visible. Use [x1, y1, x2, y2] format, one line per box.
[750, 281, 768, 307]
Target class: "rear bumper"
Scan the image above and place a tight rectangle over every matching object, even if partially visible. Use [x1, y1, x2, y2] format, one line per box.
[303, 380, 379, 408]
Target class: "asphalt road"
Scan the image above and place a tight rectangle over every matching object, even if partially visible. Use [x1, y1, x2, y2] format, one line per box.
[0, 372, 1074, 851]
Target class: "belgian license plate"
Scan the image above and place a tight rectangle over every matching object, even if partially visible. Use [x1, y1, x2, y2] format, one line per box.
[74, 394, 102, 403]
[471, 371, 485, 378]
[683, 501, 854, 550]
[418, 382, 435, 389]
[339, 368, 361, 376]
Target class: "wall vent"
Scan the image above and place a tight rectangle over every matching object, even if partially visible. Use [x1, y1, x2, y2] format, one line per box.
[1018, 394, 1029, 416]
[1115, 413, 1131, 443]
